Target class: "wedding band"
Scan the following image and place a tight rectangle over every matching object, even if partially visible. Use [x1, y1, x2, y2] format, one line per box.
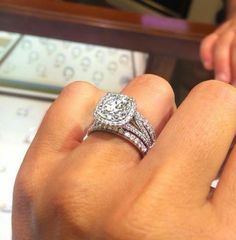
[88, 92, 156, 156]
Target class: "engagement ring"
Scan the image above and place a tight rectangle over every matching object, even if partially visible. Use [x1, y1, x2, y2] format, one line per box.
[88, 93, 156, 156]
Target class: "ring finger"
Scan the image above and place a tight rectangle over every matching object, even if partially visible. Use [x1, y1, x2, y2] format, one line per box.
[75, 74, 176, 167]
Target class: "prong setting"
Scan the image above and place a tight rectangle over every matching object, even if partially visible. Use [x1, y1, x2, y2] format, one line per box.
[94, 93, 136, 126]
[89, 92, 156, 156]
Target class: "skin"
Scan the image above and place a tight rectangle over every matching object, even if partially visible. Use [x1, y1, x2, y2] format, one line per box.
[12, 74, 236, 239]
[200, 0, 236, 85]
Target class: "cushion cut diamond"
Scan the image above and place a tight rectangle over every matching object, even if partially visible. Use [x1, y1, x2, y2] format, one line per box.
[94, 93, 136, 126]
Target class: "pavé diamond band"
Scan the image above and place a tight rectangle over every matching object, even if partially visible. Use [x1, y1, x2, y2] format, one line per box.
[87, 92, 156, 156]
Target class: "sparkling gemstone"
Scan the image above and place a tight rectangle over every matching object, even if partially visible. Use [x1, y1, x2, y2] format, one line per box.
[95, 93, 136, 126]
[118, 128, 123, 134]
[125, 132, 130, 137]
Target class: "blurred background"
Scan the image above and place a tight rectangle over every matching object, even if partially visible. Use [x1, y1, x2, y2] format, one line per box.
[65, 0, 224, 23]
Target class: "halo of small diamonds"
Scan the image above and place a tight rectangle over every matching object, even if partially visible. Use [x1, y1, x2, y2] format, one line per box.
[88, 92, 156, 156]
[94, 93, 136, 126]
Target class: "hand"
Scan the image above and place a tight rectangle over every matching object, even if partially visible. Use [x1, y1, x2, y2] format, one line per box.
[13, 75, 236, 240]
[200, 17, 236, 86]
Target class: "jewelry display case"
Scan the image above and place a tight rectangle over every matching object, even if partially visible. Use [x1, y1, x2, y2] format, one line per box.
[0, 0, 215, 102]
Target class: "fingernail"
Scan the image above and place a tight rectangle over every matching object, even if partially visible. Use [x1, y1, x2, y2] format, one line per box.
[215, 73, 229, 82]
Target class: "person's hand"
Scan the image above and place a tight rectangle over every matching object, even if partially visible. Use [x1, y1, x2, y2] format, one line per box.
[13, 75, 236, 239]
[200, 17, 236, 86]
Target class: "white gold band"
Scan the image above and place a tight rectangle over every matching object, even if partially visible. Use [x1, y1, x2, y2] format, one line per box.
[88, 122, 149, 155]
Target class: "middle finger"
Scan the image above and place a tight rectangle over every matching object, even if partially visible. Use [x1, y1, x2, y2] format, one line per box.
[141, 80, 236, 205]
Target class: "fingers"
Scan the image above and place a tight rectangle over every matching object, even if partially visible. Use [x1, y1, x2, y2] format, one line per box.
[47, 75, 175, 234]
[17, 75, 176, 235]
[214, 31, 234, 83]
[14, 81, 104, 199]
[123, 75, 176, 137]
[201, 31, 234, 83]
[13, 82, 103, 237]
[141, 80, 236, 205]
[200, 33, 218, 70]
[200, 20, 236, 85]
[15, 81, 104, 201]
[33, 81, 104, 153]
[78, 74, 176, 166]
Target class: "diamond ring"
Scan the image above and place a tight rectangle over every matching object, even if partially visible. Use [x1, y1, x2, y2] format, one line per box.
[88, 92, 156, 156]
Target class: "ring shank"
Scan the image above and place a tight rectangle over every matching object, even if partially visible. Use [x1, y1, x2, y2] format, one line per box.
[88, 111, 155, 156]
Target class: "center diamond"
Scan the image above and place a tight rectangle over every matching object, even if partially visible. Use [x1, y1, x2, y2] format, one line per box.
[94, 93, 136, 126]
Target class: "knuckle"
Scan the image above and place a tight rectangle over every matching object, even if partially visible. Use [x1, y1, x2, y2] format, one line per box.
[44, 81, 102, 121]
[191, 80, 222, 94]
[134, 74, 175, 102]
[62, 81, 97, 97]
[191, 80, 236, 104]
[193, 79, 225, 92]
